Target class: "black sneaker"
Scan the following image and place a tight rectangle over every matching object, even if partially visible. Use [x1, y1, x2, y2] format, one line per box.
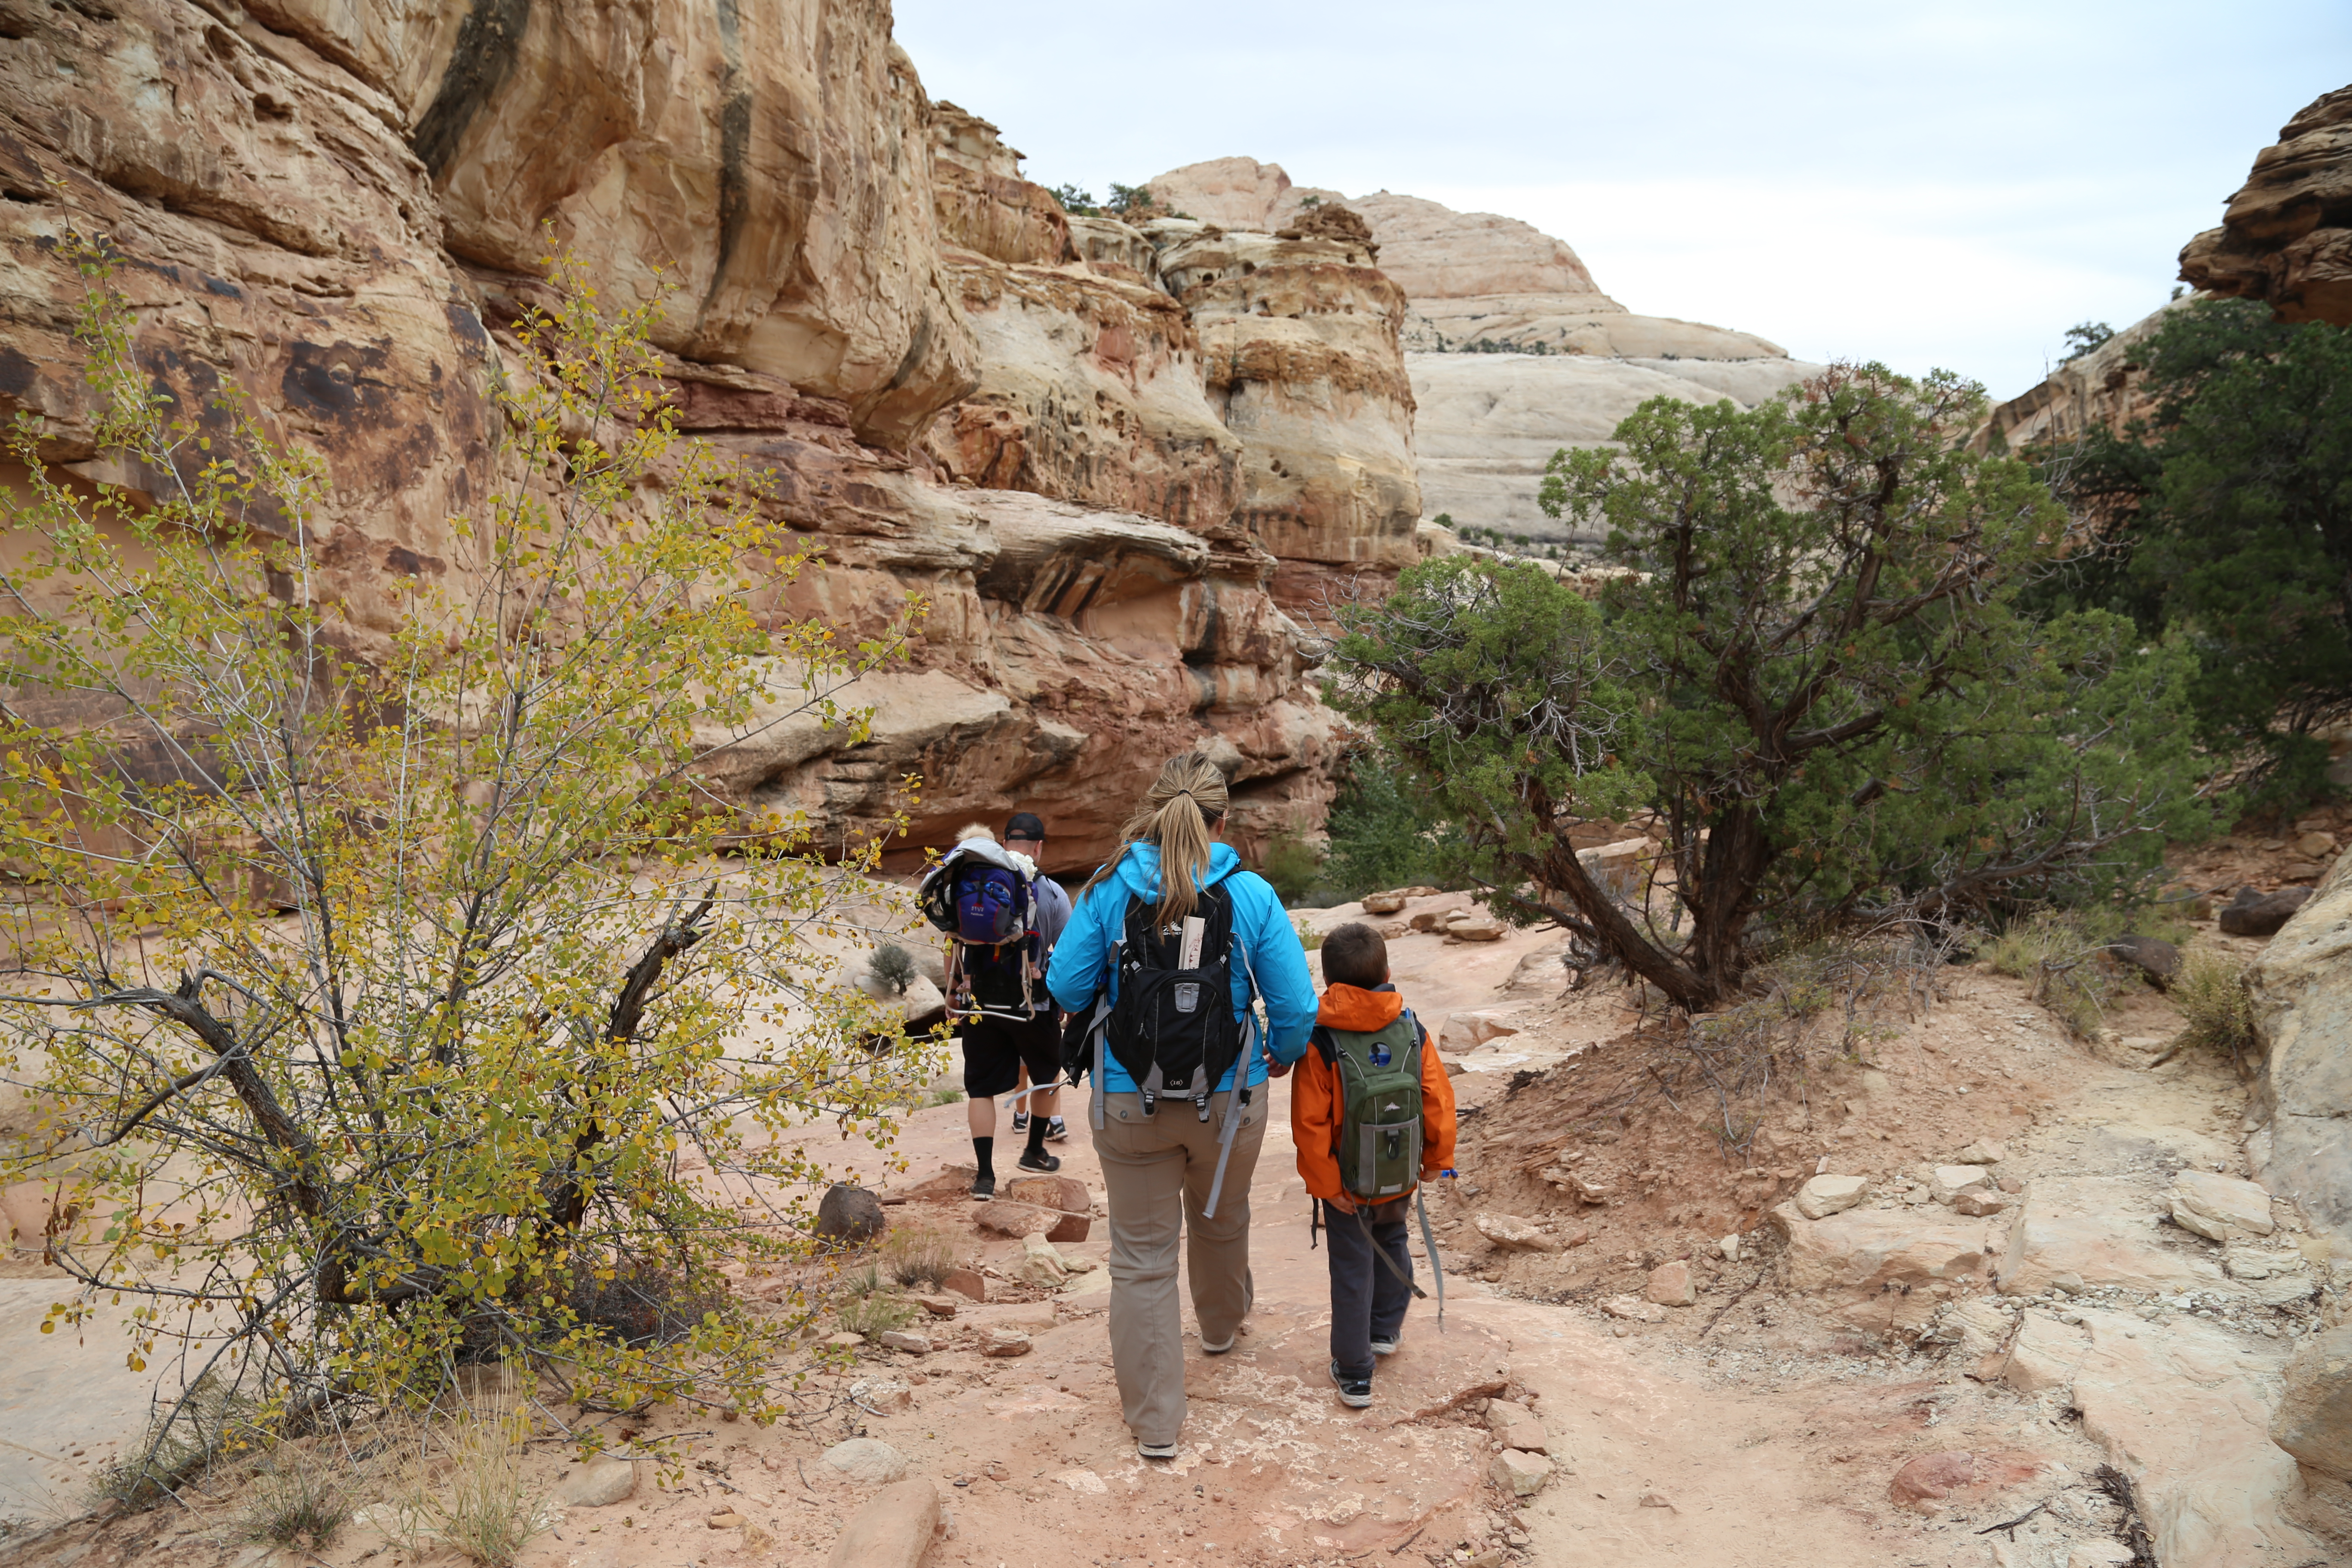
[1045, 1117, 1069, 1143]
[1016, 1148, 1062, 1174]
[1329, 1360, 1372, 1409]
[1011, 1110, 1030, 1133]
[970, 1173, 996, 1201]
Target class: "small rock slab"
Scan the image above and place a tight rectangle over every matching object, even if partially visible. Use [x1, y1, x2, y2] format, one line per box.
[909, 1293, 960, 1319]
[554, 1455, 636, 1508]
[1890, 1450, 1975, 1507]
[974, 1197, 1090, 1244]
[2170, 1170, 2275, 1240]
[1489, 1449, 1553, 1497]
[1485, 1400, 1551, 1455]
[1954, 1190, 2013, 1217]
[815, 1183, 887, 1244]
[1796, 1173, 1871, 1219]
[1954, 1139, 2009, 1166]
[940, 1268, 987, 1302]
[984, 1327, 1033, 1357]
[1929, 1165, 1992, 1204]
[877, 1329, 932, 1354]
[1001, 1173, 1089, 1214]
[1447, 916, 1504, 941]
[824, 1476, 940, 1568]
[1602, 1295, 1668, 1323]
[1361, 891, 1408, 914]
[821, 1437, 908, 1486]
[1474, 1212, 1562, 1252]
[1644, 1260, 1696, 1307]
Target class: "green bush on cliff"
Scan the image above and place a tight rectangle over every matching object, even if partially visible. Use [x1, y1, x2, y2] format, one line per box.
[1328, 364, 2219, 1011]
[2030, 299, 2352, 805]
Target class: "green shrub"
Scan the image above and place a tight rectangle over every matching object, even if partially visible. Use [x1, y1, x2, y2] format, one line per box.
[1258, 832, 1326, 904]
[1320, 746, 1455, 900]
[238, 1452, 351, 1549]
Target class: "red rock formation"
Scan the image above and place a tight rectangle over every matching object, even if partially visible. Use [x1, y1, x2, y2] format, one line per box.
[0, 0, 1338, 872]
[2180, 85, 2352, 327]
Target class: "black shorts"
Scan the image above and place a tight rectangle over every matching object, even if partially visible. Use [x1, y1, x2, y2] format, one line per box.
[958, 1011, 1061, 1099]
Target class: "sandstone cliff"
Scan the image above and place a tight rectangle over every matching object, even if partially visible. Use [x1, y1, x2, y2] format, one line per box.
[2180, 84, 2352, 328]
[0, 0, 1341, 873]
[1144, 158, 1817, 544]
[1978, 300, 2185, 453]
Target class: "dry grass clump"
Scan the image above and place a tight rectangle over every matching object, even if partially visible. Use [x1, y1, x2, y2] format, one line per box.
[2170, 949, 2259, 1071]
[1985, 910, 2129, 1038]
[833, 1259, 919, 1337]
[881, 1226, 957, 1290]
[389, 1401, 547, 1568]
[237, 1450, 350, 1549]
[93, 1376, 254, 1509]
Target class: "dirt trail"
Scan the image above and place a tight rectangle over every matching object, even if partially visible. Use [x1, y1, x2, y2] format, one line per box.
[0, 890, 2338, 1568]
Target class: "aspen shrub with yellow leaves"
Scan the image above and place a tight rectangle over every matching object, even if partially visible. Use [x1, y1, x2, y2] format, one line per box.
[0, 246, 935, 1475]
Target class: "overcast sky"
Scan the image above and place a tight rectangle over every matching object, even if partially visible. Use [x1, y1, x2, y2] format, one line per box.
[891, 0, 2349, 399]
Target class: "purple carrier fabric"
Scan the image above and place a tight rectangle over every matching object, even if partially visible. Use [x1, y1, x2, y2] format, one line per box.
[953, 864, 1026, 944]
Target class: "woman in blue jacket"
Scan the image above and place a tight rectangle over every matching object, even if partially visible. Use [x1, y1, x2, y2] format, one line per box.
[1046, 752, 1315, 1461]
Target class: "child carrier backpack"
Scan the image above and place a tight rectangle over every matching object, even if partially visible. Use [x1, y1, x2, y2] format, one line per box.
[916, 840, 1041, 1023]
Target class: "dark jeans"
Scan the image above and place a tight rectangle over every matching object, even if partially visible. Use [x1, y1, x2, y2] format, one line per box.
[1325, 1196, 1413, 1379]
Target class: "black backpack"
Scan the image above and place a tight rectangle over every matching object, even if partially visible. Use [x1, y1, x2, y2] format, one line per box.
[1103, 885, 1245, 1117]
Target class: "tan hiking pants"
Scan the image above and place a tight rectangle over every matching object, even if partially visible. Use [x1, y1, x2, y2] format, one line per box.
[1092, 1088, 1267, 1446]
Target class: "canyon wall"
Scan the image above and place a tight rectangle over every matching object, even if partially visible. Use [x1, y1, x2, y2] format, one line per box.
[1145, 158, 1819, 544]
[0, 1, 1360, 874]
[2179, 85, 2352, 328]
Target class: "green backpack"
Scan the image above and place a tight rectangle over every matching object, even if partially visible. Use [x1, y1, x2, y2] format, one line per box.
[1322, 1012, 1426, 1200]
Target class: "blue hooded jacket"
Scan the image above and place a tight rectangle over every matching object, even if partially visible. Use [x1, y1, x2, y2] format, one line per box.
[1044, 841, 1315, 1093]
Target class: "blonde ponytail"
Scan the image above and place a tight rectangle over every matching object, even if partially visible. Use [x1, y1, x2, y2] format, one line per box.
[1084, 753, 1230, 922]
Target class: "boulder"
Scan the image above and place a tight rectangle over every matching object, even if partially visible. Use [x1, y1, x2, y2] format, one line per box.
[1643, 1261, 1696, 1307]
[2248, 848, 2352, 1249]
[2274, 1325, 2352, 1544]
[940, 1268, 987, 1303]
[1439, 1013, 1519, 1051]
[555, 1455, 637, 1508]
[1014, 1233, 1069, 1288]
[824, 1477, 942, 1568]
[1001, 1174, 1090, 1214]
[1409, 911, 1450, 933]
[1953, 1190, 2013, 1218]
[1929, 1166, 1992, 1204]
[1447, 916, 1505, 942]
[1954, 1140, 2010, 1167]
[849, 1378, 912, 1411]
[1771, 1203, 1991, 1329]
[821, 1438, 909, 1487]
[2107, 934, 2181, 987]
[1795, 1174, 1872, 1219]
[984, 1328, 1033, 1358]
[2170, 1170, 2277, 1240]
[1474, 1213, 1562, 1253]
[1488, 1449, 1554, 1498]
[1485, 1400, 1550, 1454]
[815, 1184, 888, 1244]
[1361, 891, 1408, 914]
[2220, 886, 2314, 937]
[2296, 830, 2340, 860]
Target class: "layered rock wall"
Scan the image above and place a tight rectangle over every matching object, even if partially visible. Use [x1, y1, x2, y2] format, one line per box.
[1144, 157, 1815, 545]
[2180, 85, 2352, 328]
[0, 0, 1341, 874]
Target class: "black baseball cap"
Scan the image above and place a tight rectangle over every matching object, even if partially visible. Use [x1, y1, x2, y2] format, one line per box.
[1004, 812, 1046, 841]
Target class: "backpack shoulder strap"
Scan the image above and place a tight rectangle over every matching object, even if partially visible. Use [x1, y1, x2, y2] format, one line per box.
[1311, 1022, 1337, 1065]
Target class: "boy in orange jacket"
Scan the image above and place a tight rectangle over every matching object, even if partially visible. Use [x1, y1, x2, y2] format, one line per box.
[1291, 921, 1456, 1408]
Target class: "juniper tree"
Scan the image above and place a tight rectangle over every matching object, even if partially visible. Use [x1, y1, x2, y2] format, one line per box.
[1328, 365, 2215, 1011]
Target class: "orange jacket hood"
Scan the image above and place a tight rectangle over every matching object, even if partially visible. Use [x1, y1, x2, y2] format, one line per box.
[1289, 983, 1457, 1204]
[1317, 983, 1403, 1032]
